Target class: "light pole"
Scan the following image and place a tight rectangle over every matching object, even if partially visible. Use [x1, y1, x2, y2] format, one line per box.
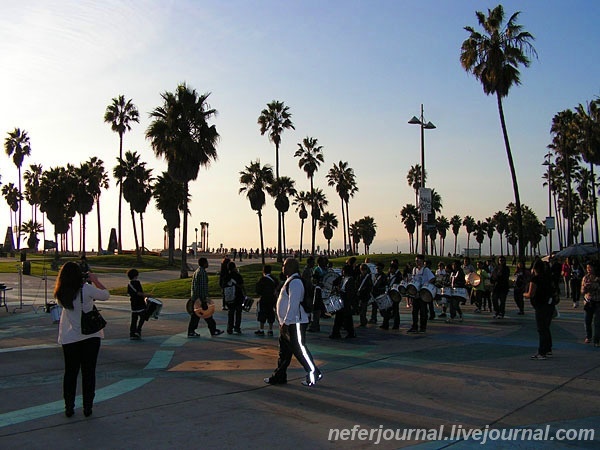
[543, 152, 554, 254]
[194, 227, 198, 256]
[409, 104, 436, 254]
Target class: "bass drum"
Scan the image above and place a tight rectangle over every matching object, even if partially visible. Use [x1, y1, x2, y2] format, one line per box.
[323, 293, 343, 313]
[374, 293, 392, 311]
[419, 284, 437, 303]
[145, 297, 163, 320]
[193, 299, 215, 319]
[388, 284, 402, 303]
[321, 270, 341, 300]
[406, 279, 422, 299]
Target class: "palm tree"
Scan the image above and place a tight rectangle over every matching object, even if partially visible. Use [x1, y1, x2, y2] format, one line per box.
[295, 137, 325, 256]
[436, 215, 450, 256]
[474, 221, 486, 257]
[357, 216, 377, 254]
[146, 83, 219, 278]
[4, 128, 31, 250]
[462, 215, 476, 251]
[104, 95, 139, 254]
[318, 211, 338, 254]
[492, 210, 509, 256]
[73, 162, 96, 254]
[86, 157, 110, 255]
[21, 219, 43, 251]
[401, 204, 419, 254]
[483, 216, 495, 256]
[154, 172, 186, 265]
[461, 4, 537, 259]
[406, 164, 425, 253]
[307, 188, 328, 254]
[327, 161, 357, 256]
[113, 151, 152, 263]
[23, 163, 43, 225]
[292, 190, 310, 259]
[269, 176, 296, 257]
[450, 215, 462, 256]
[1, 183, 21, 249]
[258, 100, 295, 262]
[349, 221, 361, 255]
[239, 160, 274, 266]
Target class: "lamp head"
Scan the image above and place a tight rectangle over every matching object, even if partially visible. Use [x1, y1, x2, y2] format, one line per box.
[408, 116, 421, 125]
[424, 121, 436, 129]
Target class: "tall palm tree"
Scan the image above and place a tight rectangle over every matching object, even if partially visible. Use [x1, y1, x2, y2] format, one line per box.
[295, 136, 324, 256]
[73, 162, 96, 254]
[239, 160, 274, 266]
[462, 215, 476, 251]
[104, 95, 139, 254]
[4, 128, 31, 250]
[401, 204, 419, 254]
[21, 219, 43, 251]
[258, 100, 295, 263]
[292, 190, 310, 259]
[86, 157, 110, 255]
[349, 222, 361, 255]
[154, 172, 186, 266]
[484, 216, 495, 256]
[318, 211, 338, 254]
[23, 163, 43, 224]
[450, 215, 462, 256]
[146, 83, 219, 278]
[461, 4, 537, 259]
[474, 221, 486, 257]
[269, 176, 296, 257]
[436, 215, 450, 256]
[406, 164, 425, 253]
[327, 161, 357, 256]
[493, 210, 509, 256]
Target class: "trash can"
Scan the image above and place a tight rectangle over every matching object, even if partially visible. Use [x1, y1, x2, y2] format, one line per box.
[22, 261, 31, 275]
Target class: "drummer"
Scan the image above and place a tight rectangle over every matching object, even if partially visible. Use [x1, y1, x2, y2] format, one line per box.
[471, 261, 490, 313]
[127, 268, 147, 340]
[435, 262, 448, 318]
[448, 260, 465, 322]
[371, 262, 388, 325]
[407, 255, 435, 333]
[381, 259, 402, 330]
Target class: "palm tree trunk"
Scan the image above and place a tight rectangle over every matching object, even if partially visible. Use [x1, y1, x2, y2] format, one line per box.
[282, 212, 286, 258]
[17, 167, 22, 250]
[299, 218, 305, 260]
[140, 212, 145, 255]
[591, 163, 599, 247]
[168, 227, 176, 265]
[82, 213, 86, 254]
[118, 134, 123, 253]
[497, 94, 524, 258]
[277, 211, 283, 262]
[180, 183, 189, 278]
[340, 197, 347, 255]
[96, 197, 102, 255]
[345, 199, 351, 255]
[454, 234, 458, 256]
[258, 211, 266, 266]
[130, 207, 141, 263]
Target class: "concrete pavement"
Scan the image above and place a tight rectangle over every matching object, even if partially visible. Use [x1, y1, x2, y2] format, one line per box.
[0, 269, 599, 449]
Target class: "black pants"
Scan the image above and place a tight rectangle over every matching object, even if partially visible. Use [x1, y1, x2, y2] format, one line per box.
[492, 290, 508, 317]
[514, 290, 525, 313]
[130, 311, 145, 336]
[62, 337, 101, 411]
[227, 299, 243, 332]
[411, 297, 428, 331]
[271, 323, 319, 383]
[535, 305, 554, 355]
[188, 314, 218, 334]
[449, 297, 462, 319]
[584, 302, 600, 343]
[382, 302, 400, 329]
[331, 303, 355, 337]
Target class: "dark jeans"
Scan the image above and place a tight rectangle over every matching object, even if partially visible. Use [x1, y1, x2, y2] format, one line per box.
[382, 301, 400, 329]
[411, 297, 428, 331]
[331, 302, 355, 337]
[571, 279, 582, 304]
[535, 305, 554, 355]
[227, 299, 243, 332]
[130, 311, 145, 336]
[359, 298, 370, 326]
[271, 323, 319, 382]
[514, 290, 525, 313]
[449, 297, 462, 319]
[62, 337, 101, 411]
[584, 302, 600, 343]
[188, 314, 218, 334]
[492, 290, 508, 317]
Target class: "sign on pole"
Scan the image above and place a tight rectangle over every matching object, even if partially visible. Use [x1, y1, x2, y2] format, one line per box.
[419, 187, 432, 214]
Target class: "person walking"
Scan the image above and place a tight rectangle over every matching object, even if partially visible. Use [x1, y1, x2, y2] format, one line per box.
[188, 257, 224, 338]
[264, 258, 322, 387]
[570, 258, 583, 308]
[126, 268, 147, 340]
[581, 262, 600, 347]
[224, 261, 245, 334]
[524, 259, 554, 360]
[329, 264, 357, 339]
[357, 263, 374, 327]
[55, 261, 109, 418]
[255, 265, 277, 336]
[491, 256, 510, 319]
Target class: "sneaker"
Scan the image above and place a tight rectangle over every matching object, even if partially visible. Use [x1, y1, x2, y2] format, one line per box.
[474, 308, 481, 313]
[130, 334, 141, 340]
[233, 329, 242, 335]
[573, 303, 579, 308]
[255, 330, 265, 336]
[407, 327, 418, 334]
[379, 325, 389, 330]
[226, 329, 233, 335]
[187, 332, 200, 338]
[264, 377, 287, 385]
[418, 329, 426, 334]
[301, 371, 323, 387]
[546, 351, 553, 357]
[493, 314, 499, 319]
[530, 354, 547, 360]
[584, 337, 591, 344]
[267, 330, 274, 336]
[595, 342, 600, 348]
[368, 319, 377, 324]
[211, 329, 224, 336]
[459, 315, 463, 322]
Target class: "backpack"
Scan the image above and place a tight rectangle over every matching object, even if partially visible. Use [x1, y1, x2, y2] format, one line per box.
[286, 276, 314, 313]
[223, 279, 237, 303]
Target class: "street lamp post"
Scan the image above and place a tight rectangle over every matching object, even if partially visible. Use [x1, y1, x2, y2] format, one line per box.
[409, 104, 436, 255]
[195, 227, 198, 256]
[543, 153, 553, 254]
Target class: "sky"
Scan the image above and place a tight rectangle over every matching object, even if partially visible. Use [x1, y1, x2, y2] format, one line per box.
[1, 0, 599, 256]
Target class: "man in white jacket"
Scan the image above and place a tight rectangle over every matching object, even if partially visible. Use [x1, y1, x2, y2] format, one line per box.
[264, 257, 323, 387]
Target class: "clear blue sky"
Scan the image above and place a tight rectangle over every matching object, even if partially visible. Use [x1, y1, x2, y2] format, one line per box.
[1, 0, 599, 255]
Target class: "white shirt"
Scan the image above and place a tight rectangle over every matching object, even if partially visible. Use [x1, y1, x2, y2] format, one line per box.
[412, 266, 435, 285]
[277, 274, 309, 325]
[58, 283, 110, 345]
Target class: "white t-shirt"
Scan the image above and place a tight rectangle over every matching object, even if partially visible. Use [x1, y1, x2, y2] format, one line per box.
[277, 274, 309, 325]
[58, 283, 110, 345]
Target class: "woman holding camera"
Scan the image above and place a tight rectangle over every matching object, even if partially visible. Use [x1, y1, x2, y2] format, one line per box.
[55, 261, 109, 418]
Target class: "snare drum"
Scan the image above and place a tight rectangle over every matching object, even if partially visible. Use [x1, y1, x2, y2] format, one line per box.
[374, 293, 392, 311]
[451, 288, 469, 303]
[324, 293, 344, 313]
[406, 279, 422, 298]
[398, 280, 408, 296]
[145, 297, 163, 320]
[242, 296, 254, 312]
[419, 284, 437, 303]
[465, 272, 481, 287]
[193, 299, 215, 319]
[388, 284, 402, 303]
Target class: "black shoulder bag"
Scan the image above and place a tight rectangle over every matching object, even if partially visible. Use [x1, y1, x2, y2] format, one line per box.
[80, 288, 107, 335]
